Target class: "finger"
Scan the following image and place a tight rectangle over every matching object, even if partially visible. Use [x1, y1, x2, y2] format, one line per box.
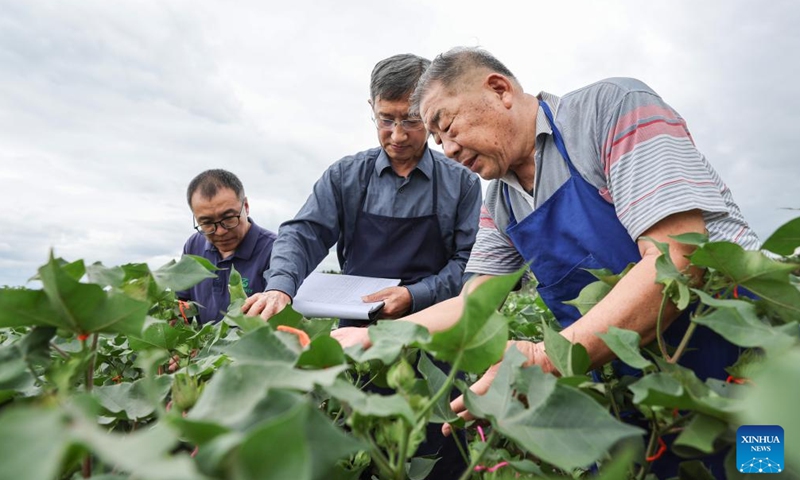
[241, 293, 263, 313]
[362, 287, 391, 302]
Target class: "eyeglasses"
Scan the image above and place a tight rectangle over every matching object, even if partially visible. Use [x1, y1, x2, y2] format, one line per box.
[193, 199, 245, 234]
[372, 116, 425, 131]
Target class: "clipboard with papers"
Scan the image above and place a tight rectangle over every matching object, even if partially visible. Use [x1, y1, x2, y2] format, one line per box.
[291, 272, 401, 320]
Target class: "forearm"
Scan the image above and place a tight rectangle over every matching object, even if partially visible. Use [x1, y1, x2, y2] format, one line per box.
[558, 209, 705, 370]
[404, 256, 468, 312]
[400, 275, 493, 333]
[558, 254, 682, 369]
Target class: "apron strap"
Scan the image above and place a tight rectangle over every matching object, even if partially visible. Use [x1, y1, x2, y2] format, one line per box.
[539, 100, 580, 177]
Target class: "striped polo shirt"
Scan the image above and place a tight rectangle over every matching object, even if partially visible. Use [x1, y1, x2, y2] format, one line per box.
[466, 78, 760, 276]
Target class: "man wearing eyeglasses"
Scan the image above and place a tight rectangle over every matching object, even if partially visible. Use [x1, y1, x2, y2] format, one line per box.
[244, 53, 480, 325]
[242, 53, 480, 480]
[180, 169, 277, 324]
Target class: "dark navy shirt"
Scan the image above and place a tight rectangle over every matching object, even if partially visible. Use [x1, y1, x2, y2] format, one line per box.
[179, 218, 276, 324]
[266, 146, 481, 312]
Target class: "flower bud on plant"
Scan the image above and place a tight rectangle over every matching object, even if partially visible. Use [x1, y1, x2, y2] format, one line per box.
[172, 372, 202, 411]
[387, 358, 415, 392]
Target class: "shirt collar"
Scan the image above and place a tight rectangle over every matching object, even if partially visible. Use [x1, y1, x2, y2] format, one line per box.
[375, 146, 434, 179]
[535, 91, 560, 138]
[498, 92, 560, 202]
[204, 217, 259, 260]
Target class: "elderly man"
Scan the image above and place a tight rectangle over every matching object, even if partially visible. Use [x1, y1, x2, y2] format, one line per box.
[179, 169, 276, 324]
[243, 53, 481, 479]
[333, 47, 759, 478]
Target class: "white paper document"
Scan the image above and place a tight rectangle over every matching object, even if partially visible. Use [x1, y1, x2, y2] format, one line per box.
[291, 272, 401, 320]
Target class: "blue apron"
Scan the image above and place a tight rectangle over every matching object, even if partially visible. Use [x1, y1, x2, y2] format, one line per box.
[504, 101, 737, 477]
[337, 153, 449, 326]
[337, 152, 465, 479]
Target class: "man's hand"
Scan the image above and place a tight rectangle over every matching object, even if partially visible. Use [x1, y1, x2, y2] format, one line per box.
[242, 290, 291, 321]
[362, 286, 412, 319]
[330, 326, 372, 349]
[443, 340, 545, 437]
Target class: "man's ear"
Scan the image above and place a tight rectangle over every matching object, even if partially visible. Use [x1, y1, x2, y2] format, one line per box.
[486, 73, 514, 108]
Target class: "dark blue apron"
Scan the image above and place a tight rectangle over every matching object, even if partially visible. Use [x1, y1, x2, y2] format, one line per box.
[338, 152, 465, 479]
[504, 101, 737, 478]
[338, 156, 448, 291]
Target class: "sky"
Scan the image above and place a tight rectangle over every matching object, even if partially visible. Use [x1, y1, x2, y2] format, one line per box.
[1, 0, 799, 287]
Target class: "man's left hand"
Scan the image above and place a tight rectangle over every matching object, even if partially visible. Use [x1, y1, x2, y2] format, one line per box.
[362, 286, 411, 319]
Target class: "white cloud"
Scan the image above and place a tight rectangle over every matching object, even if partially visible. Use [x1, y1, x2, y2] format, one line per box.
[1, 0, 798, 286]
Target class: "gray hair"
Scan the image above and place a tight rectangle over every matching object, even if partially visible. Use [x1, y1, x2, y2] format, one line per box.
[187, 169, 245, 207]
[370, 53, 431, 103]
[410, 47, 517, 112]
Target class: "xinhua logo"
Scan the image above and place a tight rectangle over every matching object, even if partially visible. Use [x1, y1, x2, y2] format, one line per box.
[736, 425, 784, 474]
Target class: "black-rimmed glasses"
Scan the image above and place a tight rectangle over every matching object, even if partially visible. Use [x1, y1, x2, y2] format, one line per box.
[193, 199, 245, 234]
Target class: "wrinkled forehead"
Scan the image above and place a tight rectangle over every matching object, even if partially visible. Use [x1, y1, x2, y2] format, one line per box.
[419, 83, 458, 122]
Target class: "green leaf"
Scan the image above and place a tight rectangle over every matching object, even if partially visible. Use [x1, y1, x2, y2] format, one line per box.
[0, 288, 62, 329]
[93, 376, 173, 420]
[223, 299, 266, 332]
[128, 318, 197, 351]
[596, 326, 653, 370]
[426, 270, 523, 373]
[0, 406, 69, 480]
[69, 413, 205, 480]
[641, 236, 693, 310]
[629, 364, 741, 421]
[672, 414, 728, 456]
[223, 325, 300, 365]
[189, 363, 346, 427]
[671, 232, 709, 246]
[417, 353, 459, 423]
[297, 335, 345, 369]
[465, 348, 644, 471]
[153, 255, 218, 292]
[32, 254, 151, 336]
[690, 242, 800, 322]
[324, 378, 416, 424]
[595, 446, 638, 480]
[233, 400, 363, 480]
[761, 217, 800, 256]
[738, 348, 800, 474]
[542, 323, 590, 376]
[228, 265, 247, 303]
[564, 280, 612, 316]
[85, 263, 126, 288]
[346, 320, 429, 365]
[585, 262, 636, 286]
[692, 290, 797, 352]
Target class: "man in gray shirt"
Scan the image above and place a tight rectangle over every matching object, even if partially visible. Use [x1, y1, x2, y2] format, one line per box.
[243, 54, 480, 323]
[243, 52, 480, 480]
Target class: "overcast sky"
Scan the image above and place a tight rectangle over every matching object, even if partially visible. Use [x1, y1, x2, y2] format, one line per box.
[1, 0, 798, 287]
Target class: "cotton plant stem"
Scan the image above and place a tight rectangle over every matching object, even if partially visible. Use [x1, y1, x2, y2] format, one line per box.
[655, 293, 670, 361]
[416, 351, 464, 423]
[365, 435, 394, 479]
[394, 422, 411, 480]
[50, 342, 70, 359]
[668, 322, 698, 365]
[82, 333, 99, 478]
[457, 429, 498, 480]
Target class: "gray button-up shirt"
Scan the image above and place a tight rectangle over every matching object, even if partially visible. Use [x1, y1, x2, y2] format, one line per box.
[266, 146, 481, 312]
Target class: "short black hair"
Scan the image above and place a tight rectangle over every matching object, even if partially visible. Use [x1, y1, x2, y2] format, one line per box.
[186, 169, 245, 207]
[370, 53, 431, 103]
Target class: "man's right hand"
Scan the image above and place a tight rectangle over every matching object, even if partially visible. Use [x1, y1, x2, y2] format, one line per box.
[242, 290, 292, 321]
